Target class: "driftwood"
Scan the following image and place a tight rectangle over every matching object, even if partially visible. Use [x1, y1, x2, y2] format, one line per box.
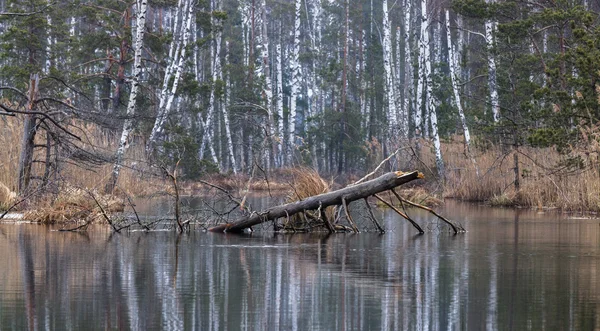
[209, 171, 424, 233]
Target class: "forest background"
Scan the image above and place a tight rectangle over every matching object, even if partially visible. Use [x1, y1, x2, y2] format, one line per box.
[0, 0, 599, 214]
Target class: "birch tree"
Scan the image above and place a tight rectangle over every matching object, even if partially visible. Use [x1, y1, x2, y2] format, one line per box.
[422, 0, 445, 178]
[147, 0, 194, 154]
[107, 0, 148, 193]
[414, 0, 427, 138]
[199, 0, 222, 168]
[484, 0, 500, 122]
[382, 0, 398, 138]
[223, 41, 237, 173]
[307, 0, 322, 169]
[402, 0, 412, 139]
[445, 10, 471, 151]
[275, 36, 284, 166]
[258, 0, 276, 169]
[288, 0, 301, 165]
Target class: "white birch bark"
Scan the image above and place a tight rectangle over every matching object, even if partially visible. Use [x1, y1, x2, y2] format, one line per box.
[395, 26, 407, 138]
[108, 0, 148, 192]
[484, 0, 500, 122]
[395, 26, 401, 96]
[402, 0, 412, 138]
[240, 0, 250, 68]
[359, 29, 368, 135]
[259, 0, 275, 168]
[415, 0, 427, 138]
[382, 0, 398, 136]
[275, 39, 284, 166]
[423, 0, 445, 178]
[147, 0, 191, 152]
[223, 41, 237, 173]
[199, 0, 221, 168]
[45, 0, 52, 73]
[193, 18, 199, 86]
[308, 0, 322, 169]
[288, 0, 302, 165]
[445, 10, 471, 149]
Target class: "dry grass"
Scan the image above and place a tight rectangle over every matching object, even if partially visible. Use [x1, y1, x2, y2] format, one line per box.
[285, 168, 335, 224]
[0, 116, 166, 201]
[23, 185, 124, 224]
[0, 115, 22, 191]
[441, 136, 600, 212]
[0, 182, 16, 210]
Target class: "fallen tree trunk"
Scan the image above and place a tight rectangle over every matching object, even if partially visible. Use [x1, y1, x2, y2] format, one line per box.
[209, 170, 422, 233]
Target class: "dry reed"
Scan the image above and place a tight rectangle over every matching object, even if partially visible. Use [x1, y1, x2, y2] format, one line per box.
[285, 168, 335, 225]
[0, 116, 167, 201]
[441, 136, 600, 212]
[0, 182, 16, 210]
[23, 185, 124, 224]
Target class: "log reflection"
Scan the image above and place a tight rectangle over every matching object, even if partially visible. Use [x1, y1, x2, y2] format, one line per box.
[0, 202, 598, 330]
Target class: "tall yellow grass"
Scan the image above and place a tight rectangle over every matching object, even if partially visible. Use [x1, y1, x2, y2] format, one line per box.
[0, 116, 165, 201]
[286, 168, 335, 223]
[440, 136, 600, 212]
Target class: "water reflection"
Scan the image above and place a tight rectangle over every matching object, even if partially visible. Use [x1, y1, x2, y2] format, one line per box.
[0, 201, 599, 330]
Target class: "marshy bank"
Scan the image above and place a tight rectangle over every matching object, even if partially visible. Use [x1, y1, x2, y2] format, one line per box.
[0, 114, 598, 226]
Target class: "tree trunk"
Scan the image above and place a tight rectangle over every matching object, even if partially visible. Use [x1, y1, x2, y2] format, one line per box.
[484, 0, 500, 122]
[221, 42, 237, 174]
[258, 0, 275, 169]
[445, 10, 471, 151]
[402, 0, 413, 139]
[288, 0, 301, 165]
[209, 171, 422, 233]
[17, 74, 40, 195]
[199, 0, 222, 168]
[106, 0, 148, 194]
[383, 0, 398, 138]
[423, 8, 445, 179]
[147, 0, 192, 153]
[415, 0, 427, 139]
[275, 35, 284, 166]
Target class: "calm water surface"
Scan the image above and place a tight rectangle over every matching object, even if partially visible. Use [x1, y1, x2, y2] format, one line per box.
[0, 201, 599, 330]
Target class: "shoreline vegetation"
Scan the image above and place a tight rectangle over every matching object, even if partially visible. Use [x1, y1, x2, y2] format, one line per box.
[1, 119, 598, 225]
[1, 0, 600, 228]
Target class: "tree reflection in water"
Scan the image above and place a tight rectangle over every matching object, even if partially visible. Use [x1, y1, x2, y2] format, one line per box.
[1, 201, 599, 330]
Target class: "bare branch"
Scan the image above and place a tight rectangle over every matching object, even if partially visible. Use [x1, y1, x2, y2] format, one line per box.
[0, 103, 81, 141]
[0, 86, 27, 98]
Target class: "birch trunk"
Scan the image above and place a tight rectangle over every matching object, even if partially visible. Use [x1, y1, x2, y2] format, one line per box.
[402, 0, 412, 139]
[107, 0, 148, 193]
[199, 0, 222, 168]
[223, 41, 237, 173]
[415, 0, 427, 138]
[240, 0, 250, 68]
[45, 0, 52, 73]
[288, 0, 301, 165]
[445, 10, 471, 150]
[146, 0, 191, 153]
[275, 38, 284, 166]
[423, 2, 445, 178]
[484, 0, 500, 122]
[307, 0, 321, 170]
[382, 0, 398, 136]
[259, 0, 275, 169]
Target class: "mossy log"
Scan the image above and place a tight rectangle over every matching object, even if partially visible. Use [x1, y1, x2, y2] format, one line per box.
[208, 171, 422, 233]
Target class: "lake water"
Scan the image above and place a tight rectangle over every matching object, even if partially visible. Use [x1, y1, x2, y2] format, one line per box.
[0, 200, 599, 330]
